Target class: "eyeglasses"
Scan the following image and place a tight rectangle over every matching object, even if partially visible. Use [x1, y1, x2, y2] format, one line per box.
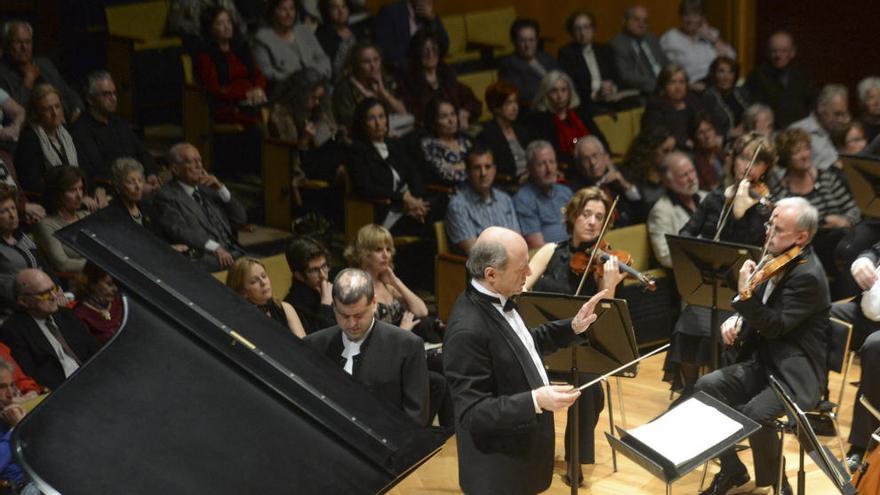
[305, 263, 330, 276]
[23, 284, 59, 301]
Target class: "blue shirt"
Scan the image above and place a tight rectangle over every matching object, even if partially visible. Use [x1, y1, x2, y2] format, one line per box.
[445, 184, 520, 245]
[513, 182, 572, 243]
[0, 427, 24, 484]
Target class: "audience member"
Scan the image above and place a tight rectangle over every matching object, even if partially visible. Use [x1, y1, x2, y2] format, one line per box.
[622, 125, 677, 208]
[167, 0, 247, 51]
[743, 103, 775, 138]
[0, 184, 51, 319]
[857, 76, 880, 143]
[0, 268, 100, 390]
[476, 81, 530, 183]
[33, 167, 90, 274]
[0, 88, 24, 153]
[647, 151, 705, 268]
[71, 71, 159, 190]
[371, 0, 449, 71]
[790, 84, 851, 170]
[333, 42, 409, 134]
[0, 358, 34, 494]
[0, 21, 83, 121]
[305, 268, 430, 424]
[445, 145, 520, 254]
[557, 11, 623, 113]
[659, 0, 735, 85]
[346, 99, 429, 234]
[315, 0, 359, 77]
[498, 18, 559, 106]
[831, 120, 868, 158]
[701, 56, 749, 140]
[744, 31, 817, 128]
[526, 70, 608, 167]
[72, 262, 123, 344]
[0, 153, 43, 226]
[689, 113, 724, 190]
[399, 30, 481, 129]
[609, 5, 670, 94]
[567, 136, 642, 226]
[254, 0, 332, 85]
[0, 343, 41, 397]
[284, 236, 335, 335]
[772, 128, 860, 281]
[641, 63, 706, 149]
[108, 159, 159, 233]
[420, 96, 471, 187]
[514, 141, 572, 248]
[154, 143, 247, 271]
[226, 257, 306, 338]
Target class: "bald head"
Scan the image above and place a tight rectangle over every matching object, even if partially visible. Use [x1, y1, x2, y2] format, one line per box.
[15, 268, 60, 318]
[768, 31, 796, 69]
[467, 227, 530, 298]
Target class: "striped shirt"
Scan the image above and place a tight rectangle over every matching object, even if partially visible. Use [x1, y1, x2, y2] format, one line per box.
[445, 184, 520, 245]
[771, 168, 861, 225]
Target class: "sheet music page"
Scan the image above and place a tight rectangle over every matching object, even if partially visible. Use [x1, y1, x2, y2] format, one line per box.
[626, 398, 743, 466]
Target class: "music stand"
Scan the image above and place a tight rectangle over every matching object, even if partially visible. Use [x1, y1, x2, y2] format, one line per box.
[517, 293, 638, 491]
[840, 154, 880, 218]
[666, 235, 762, 370]
[768, 375, 857, 495]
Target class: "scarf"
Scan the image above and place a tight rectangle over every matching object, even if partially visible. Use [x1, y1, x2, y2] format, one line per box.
[34, 124, 78, 168]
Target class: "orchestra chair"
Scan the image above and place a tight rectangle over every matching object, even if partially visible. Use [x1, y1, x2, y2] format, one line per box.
[433, 221, 468, 322]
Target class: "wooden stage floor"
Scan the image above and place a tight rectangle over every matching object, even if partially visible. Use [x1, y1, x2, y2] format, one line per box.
[389, 352, 860, 494]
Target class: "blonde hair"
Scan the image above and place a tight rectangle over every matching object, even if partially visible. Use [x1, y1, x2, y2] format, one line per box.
[226, 257, 269, 298]
[27, 83, 63, 125]
[533, 71, 580, 112]
[344, 224, 395, 268]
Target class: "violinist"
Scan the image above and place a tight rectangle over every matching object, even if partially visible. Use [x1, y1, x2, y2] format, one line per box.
[696, 197, 829, 495]
[567, 136, 643, 227]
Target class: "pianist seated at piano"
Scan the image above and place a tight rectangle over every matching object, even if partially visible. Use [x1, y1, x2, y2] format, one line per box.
[226, 257, 306, 338]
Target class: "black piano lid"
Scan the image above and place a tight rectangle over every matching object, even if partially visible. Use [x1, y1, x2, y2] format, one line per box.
[13, 208, 447, 494]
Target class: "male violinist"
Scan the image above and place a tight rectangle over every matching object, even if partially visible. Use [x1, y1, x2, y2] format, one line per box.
[697, 197, 830, 495]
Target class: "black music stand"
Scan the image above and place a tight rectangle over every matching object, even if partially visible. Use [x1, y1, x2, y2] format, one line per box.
[840, 153, 880, 218]
[768, 375, 857, 495]
[666, 235, 762, 370]
[517, 293, 638, 492]
[605, 391, 760, 495]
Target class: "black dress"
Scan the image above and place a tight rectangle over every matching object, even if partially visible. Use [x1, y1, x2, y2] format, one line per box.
[257, 300, 292, 333]
[531, 240, 605, 465]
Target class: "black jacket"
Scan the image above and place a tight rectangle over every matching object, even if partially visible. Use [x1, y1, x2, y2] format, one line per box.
[557, 42, 621, 111]
[476, 119, 531, 180]
[524, 106, 609, 167]
[283, 282, 335, 335]
[346, 138, 425, 223]
[744, 63, 817, 128]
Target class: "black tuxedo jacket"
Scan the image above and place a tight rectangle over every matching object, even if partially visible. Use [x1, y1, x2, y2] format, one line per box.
[304, 320, 429, 425]
[557, 42, 621, 109]
[153, 181, 246, 253]
[443, 284, 582, 495]
[0, 308, 100, 390]
[732, 246, 830, 409]
[346, 138, 425, 223]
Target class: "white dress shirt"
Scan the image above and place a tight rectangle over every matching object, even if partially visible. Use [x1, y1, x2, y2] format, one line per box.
[341, 319, 375, 374]
[581, 44, 603, 95]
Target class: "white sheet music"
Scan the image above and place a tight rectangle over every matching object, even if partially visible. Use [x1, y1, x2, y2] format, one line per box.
[626, 398, 743, 467]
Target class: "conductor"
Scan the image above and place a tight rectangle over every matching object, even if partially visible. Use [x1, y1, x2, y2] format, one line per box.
[443, 226, 606, 494]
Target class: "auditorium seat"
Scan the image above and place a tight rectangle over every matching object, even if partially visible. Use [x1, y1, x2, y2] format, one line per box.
[433, 221, 467, 322]
[441, 15, 481, 65]
[463, 7, 516, 59]
[458, 70, 498, 122]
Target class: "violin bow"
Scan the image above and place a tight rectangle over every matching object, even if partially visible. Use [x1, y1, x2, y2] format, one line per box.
[714, 140, 763, 242]
[575, 195, 619, 296]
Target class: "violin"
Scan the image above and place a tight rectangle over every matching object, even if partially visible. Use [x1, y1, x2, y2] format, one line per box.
[741, 245, 802, 300]
[569, 240, 657, 292]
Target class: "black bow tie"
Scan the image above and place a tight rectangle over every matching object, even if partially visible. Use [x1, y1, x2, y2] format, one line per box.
[473, 288, 518, 312]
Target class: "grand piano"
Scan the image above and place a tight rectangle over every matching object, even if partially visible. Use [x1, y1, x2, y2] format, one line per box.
[12, 208, 448, 494]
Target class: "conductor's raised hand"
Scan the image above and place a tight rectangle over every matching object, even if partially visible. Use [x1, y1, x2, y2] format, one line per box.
[535, 385, 580, 412]
[572, 289, 608, 334]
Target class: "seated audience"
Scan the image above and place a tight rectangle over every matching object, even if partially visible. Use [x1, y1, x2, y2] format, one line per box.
[701, 56, 749, 140]
[567, 136, 642, 226]
[609, 5, 670, 94]
[0, 88, 24, 153]
[831, 120, 868, 158]
[315, 0, 359, 77]
[743, 103, 775, 138]
[0, 184, 51, 319]
[399, 30, 481, 129]
[744, 31, 817, 128]
[622, 125, 677, 208]
[557, 11, 623, 114]
[689, 113, 724, 190]
[70, 71, 159, 190]
[772, 128, 860, 280]
[305, 268, 429, 424]
[647, 151, 705, 268]
[498, 18, 559, 106]
[0, 358, 35, 493]
[476, 81, 530, 183]
[226, 257, 306, 338]
[168, 0, 247, 51]
[33, 167, 91, 274]
[154, 143, 247, 272]
[445, 145, 520, 254]
[0, 343, 41, 396]
[659, 0, 735, 85]
[526, 70, 608, 167]
[0, 21, 83, 121]
[514, 141, 572, 248]
[857, 76, 880, 143]
[195, 6, 267, 127]
[790, 84, 851, 170]
[372, 0, 448, 71]
[284, 236, 335, 335]
[72, 262, 123, 344]
[346, 98, 429, 235]
[0, 268, 100, 390]
[107, 158, 160, 234]
[0, 153, 43, 226]
[333, 42, 409, 135]
[420, 96, 471, 187]
[641, 63, 705, 149]
[253, 0, 332, 85]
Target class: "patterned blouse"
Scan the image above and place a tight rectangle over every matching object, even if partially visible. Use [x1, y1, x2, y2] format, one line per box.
[420, 136, 471, 185]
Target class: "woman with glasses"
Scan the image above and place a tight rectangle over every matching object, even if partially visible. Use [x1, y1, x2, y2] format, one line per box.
[226, 257, 306, 338]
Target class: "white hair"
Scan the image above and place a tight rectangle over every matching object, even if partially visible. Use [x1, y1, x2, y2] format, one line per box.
[858, 77, 880, 103]
[532, 70, 581, 112]
[775, 197, 818, 241]
[818, 84, 848, 108]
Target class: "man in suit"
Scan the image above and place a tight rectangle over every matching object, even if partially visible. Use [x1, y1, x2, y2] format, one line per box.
[609, 5, 670, 95]
[557, 11, 622, 113]
[154, 142, 247, 272]
[305, 268, 429, 425]
[696, 197, 829, 495]
[498, 18, 559, 107]
[372, 0, 449, 70]
[0, 269, 100, 390]
[443, 226, 606, 494]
